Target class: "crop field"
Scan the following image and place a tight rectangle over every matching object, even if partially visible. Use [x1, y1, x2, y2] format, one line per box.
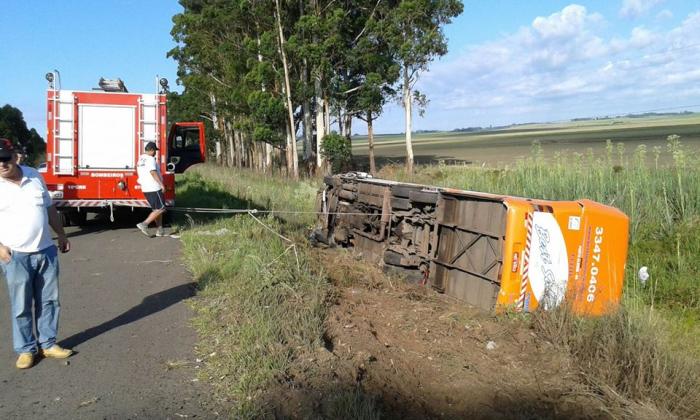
[351, 114, 700, 167]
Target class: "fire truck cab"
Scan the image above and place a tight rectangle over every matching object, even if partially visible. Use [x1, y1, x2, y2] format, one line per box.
[41, 72, 206, 224]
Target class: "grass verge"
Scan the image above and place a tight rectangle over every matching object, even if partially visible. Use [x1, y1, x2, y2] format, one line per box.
[176, 166, 326, 417]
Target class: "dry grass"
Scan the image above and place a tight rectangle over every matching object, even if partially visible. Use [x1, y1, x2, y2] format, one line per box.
[533, 306, 700, 419]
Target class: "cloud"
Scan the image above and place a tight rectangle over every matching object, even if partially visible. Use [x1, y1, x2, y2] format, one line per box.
[656, 9, 673, 20]
[532, 5, 601, 39]
[409, 4, 700, 129]
[619, 0, 664, 19]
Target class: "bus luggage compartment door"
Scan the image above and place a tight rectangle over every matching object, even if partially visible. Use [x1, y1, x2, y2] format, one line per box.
[430, 193, 507, 311]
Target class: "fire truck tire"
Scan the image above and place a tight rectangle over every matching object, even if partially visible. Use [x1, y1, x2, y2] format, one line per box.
[69, 211, 88, 226]
[59, 211, 72, 227]
[162, 211, 173, 227]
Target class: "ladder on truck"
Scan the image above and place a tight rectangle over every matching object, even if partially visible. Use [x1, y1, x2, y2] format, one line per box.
[138, 95, 160, 154]
[52, 91, 76, 175]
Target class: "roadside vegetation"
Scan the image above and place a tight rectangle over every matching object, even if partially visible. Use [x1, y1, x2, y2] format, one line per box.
[390, 137, 700, 331]
[176, 136, 699, 418]
[176, 167, 322, 417]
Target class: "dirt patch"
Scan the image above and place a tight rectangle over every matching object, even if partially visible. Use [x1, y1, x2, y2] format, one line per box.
[260, 250, 621, 419]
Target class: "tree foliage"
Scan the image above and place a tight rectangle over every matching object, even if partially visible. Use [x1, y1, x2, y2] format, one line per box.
[169, 0, 462, 176]
[320, 132, 352, 173]
[0, 104, 45, 166]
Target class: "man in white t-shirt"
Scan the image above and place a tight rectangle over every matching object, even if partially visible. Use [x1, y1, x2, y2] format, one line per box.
[0, 138, 73, 369]
[136, 142, 167, 237]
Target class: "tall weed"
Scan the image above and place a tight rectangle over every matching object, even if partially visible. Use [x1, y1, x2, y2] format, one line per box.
[533, 306, 700, 418]
[397, 136, 700, 320]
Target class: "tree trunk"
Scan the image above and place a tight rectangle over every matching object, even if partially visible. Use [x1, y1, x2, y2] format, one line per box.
[226, 121, 235, 167]
[344, 112, 353, 169]
[300, 2, 313, 169]
[265, 142, 273, 173]
[403, 65, 414, 175]
[275, 0, 299, 179]
[234, 125, 243, 168]
[285, 124, 293, 176]
[367, 111, 376, 175]
[255, 28, 272, 174]
[315, 74, 325, 168]
[337, 108, 344, 139]
[302, 62, 312, 162]
[343, 113, 352, 139]
[209, 93, 220, 165]
[324, 93, 330, 136]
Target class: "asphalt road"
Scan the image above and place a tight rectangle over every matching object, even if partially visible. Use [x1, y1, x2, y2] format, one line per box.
[0, 216, 216, 419]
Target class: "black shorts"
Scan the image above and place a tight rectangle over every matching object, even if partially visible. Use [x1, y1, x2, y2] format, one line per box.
[144, 191, 166, 210]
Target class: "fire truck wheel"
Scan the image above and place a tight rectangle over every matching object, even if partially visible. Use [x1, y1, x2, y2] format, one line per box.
[59, 211, 72, 227]
[162, 211, 172, 227]
[69, 211, 88, 226]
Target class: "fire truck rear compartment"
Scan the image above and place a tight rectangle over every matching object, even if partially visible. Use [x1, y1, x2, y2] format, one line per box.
[316, 175, 506, 310]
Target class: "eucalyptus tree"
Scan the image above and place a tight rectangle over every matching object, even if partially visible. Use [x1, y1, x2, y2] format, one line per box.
[273, 0, 299, 179]
[386, 0, 463, 174]
[170, 0, 248, 167]
[320, 0, 399, 173]
[243, 0, 289, 172]
[171, 0, 286, 172]
[169, 0, 455, 178]
[350, 1, 400, 174]
[291, 1, 347, 171]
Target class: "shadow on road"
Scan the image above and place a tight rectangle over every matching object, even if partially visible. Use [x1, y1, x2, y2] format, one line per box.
[59, 282, 197, 349]
[64, 211, 150, 239]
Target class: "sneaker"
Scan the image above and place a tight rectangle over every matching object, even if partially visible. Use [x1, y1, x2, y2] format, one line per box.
[136, 223, 152, 237]
[155, 228, 167, 237]
[16, 352, 34, 369]
[40, 345, 73, 359]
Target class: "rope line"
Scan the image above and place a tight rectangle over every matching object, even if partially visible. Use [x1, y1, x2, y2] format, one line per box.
[167, 206, 392, 217]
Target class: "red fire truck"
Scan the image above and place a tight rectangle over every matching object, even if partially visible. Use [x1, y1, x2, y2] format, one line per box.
[41, 72, 205, 225]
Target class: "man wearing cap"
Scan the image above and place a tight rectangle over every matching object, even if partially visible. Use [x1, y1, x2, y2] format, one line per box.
[136, 141, 167, 237]
[0, 138, 73, 369]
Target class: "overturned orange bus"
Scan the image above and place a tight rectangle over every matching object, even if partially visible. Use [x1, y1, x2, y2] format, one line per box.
[312, 173, 629, 316]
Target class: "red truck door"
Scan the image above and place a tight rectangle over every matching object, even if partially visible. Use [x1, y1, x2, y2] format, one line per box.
[166, 122, 206, 173]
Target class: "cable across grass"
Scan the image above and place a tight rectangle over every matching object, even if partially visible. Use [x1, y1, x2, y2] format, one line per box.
[176, 169, 326, 417]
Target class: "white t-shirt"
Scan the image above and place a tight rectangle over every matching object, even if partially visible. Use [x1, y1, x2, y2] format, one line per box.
[137, 154, 162, 193]
[0, 166, 54, 252]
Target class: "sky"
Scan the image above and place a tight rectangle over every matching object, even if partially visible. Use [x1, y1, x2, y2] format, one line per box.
[2, 0, 700, 136]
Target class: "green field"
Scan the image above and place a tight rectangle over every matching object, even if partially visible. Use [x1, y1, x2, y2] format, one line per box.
[351, 114, 700, 167]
